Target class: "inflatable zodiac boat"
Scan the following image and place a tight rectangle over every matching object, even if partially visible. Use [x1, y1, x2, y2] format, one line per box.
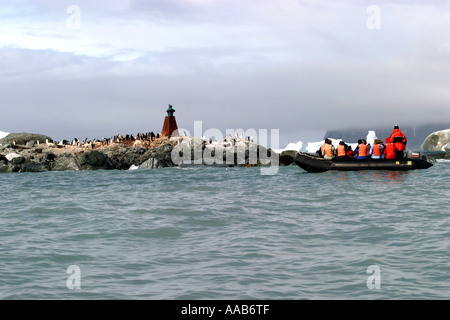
[293, 152, 433, 172]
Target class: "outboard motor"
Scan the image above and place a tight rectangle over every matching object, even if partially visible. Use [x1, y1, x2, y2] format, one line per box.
[406, 150, 421, 159]
[407, 150, 433, 162]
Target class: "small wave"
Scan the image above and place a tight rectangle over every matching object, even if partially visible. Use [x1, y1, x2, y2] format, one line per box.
[436, 159, 450, 163]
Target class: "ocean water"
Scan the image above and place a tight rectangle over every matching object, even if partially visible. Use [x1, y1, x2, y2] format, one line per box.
[0, 162, 448, 300]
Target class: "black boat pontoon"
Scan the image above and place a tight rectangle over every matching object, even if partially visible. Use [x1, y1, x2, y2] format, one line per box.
[293, 152, 433, 173]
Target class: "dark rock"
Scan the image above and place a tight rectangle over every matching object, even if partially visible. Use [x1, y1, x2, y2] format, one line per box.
[423, 151, 450, 160]
[10, 165, 21, 172]
[279, 150, 296, 166]
[0, 162, 8, 172]
[0, 133, 53, 146]
[10, 155, 25, 165]
[103, 146, 152, 170]
[139, 144, 175, 169]
[44, 152, 56, 161]
[20, 162, 48, 172]
[52, 157, 81, 171]
[75, 150, 114, 170]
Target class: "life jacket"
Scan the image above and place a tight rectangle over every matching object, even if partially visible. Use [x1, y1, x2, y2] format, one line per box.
[358, 144, 368, 157]
[384, 142, 396, 159]
[390, 129, 406, 151]
[372, 144, 381, 157]
[320, 143, 327, 153]
[323, 144, 333, 157]
[337, 144, 346, 157]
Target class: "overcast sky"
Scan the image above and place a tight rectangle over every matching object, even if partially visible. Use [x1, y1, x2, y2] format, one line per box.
[0, 0, 449, 147]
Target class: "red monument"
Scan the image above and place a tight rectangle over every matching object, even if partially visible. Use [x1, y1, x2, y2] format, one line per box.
[161, 104, 179, 137]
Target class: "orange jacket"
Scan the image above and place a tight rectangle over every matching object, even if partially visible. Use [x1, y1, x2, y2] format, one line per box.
[372, 144, 382, 157]
[358, 144, 369, 157]
[323, 144, 334, 157]
[337, 144, 346, 157]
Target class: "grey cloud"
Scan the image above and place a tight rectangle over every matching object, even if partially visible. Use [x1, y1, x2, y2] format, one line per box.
[1, 47, 448, 146]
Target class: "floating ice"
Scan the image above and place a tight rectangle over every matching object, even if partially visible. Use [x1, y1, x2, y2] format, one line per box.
[366, 130, 378, 146]
[274, 131, 377, 154]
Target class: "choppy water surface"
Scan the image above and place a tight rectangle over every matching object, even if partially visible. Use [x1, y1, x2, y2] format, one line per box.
[0, 162, 448, 299]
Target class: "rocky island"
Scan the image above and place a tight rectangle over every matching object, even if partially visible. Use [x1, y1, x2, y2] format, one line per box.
[0, 105, 279, 173]
[0, 132, 277, 173]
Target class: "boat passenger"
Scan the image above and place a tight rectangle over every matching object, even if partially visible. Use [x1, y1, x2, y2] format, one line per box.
[389, 125, 407, 159]
[322, 140, 336, 160]
[384, 138, 397, 160]
[346, 145, 355, 159]
[354, 139, 362, 155]
[336, 141, 347, 160]
[380, 139, 387, 159]
[317, 138, 330, 157]
[370, 139, 384, 159]
[356, 140, 369, 160]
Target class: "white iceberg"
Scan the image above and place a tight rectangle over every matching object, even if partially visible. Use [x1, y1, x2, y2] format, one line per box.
[275, 131, 376, 154]
[273, 141, 305, 153]
[366, 130, 378, 146]
[275, 138, 347, 154]
[0, 131, 9, 139]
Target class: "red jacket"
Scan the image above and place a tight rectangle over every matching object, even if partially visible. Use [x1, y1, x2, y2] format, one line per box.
[389, 129, 406, 151]
[384, 142, 397, 159]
